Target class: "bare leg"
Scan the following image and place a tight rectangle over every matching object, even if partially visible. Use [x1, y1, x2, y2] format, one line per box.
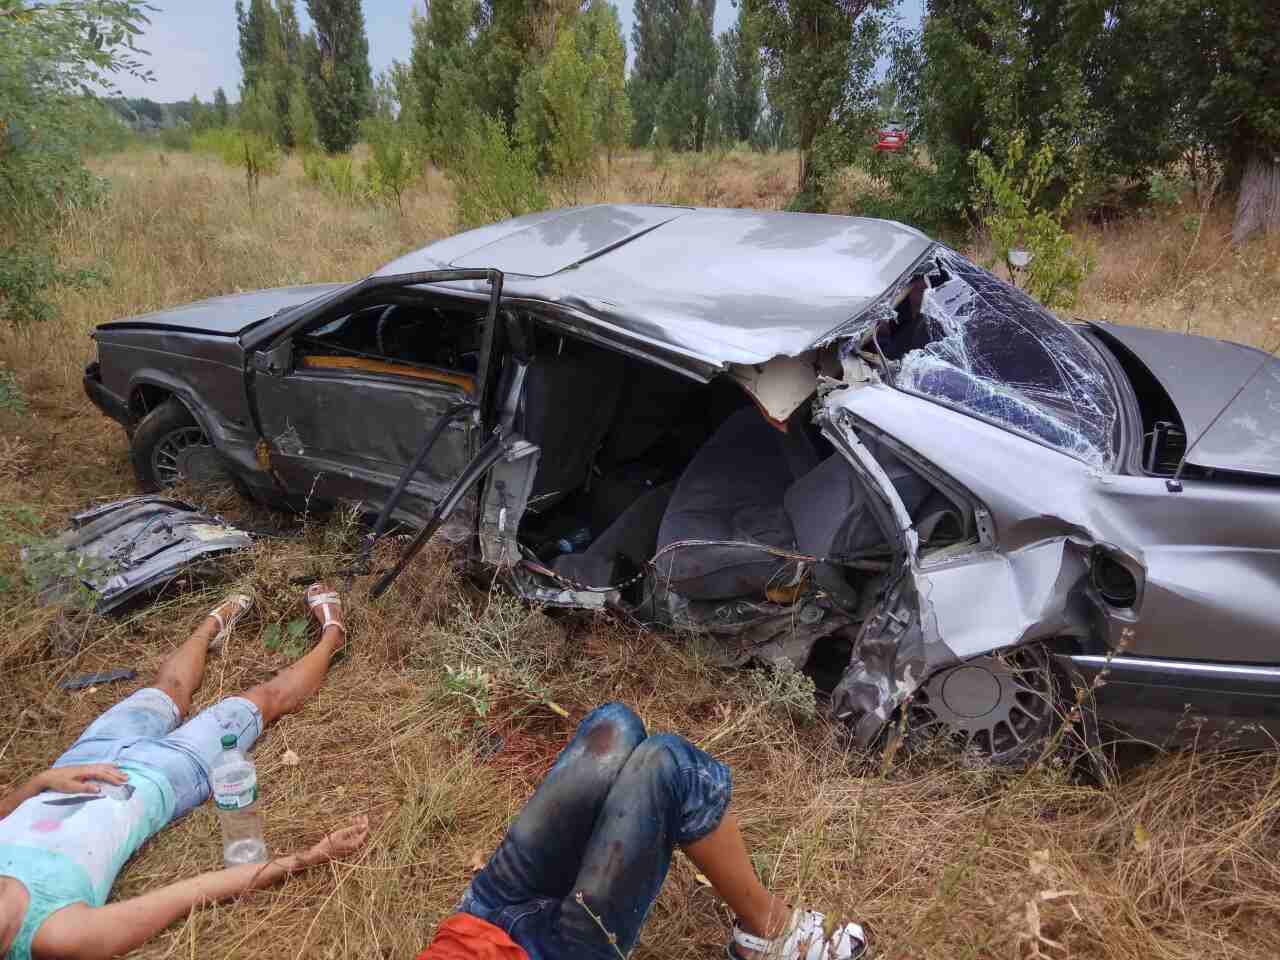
[152, 598, 244, 718]
[684, 810, 791, 947]
[242, 585, 345, 728]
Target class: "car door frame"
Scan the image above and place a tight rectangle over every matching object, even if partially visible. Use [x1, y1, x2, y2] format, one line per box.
[242, 269, 505, 523]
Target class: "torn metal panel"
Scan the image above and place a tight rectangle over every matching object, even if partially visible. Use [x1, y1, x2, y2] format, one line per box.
[23, 497, 253, 614]
[886, 249, 1119, 469]
[480, 440, 541, 566]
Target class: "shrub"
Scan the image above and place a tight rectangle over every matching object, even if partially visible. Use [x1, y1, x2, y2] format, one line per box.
[970, 132, 1094, 310]
[364, 119, 417, 213]
[447, 116, 548, 232]
[158, 126, 192, 152]
[303, 152, 365, 203]
[191, 128, 281, 195]
[0, 246, 103, 327]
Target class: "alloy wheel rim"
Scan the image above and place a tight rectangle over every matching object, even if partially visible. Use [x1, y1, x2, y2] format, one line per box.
[907, 645, 1056, 761]
[150, 426, 211, 486]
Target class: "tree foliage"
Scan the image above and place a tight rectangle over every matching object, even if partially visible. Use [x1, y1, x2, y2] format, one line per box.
[715, 18, 762, 144]
[971, 133, 1092, 309]
[302, 0, 372, 153]
[657, 6, 717, 151]
[746, 0, 889, 188]
[629, 0, 716, 149]
[0, 0, 152, 324]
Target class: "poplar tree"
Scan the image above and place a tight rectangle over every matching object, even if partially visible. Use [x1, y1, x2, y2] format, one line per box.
[303, 0, 373, 153]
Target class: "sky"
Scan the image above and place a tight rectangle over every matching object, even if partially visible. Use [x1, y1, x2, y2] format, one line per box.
[112, 0, 924, 103]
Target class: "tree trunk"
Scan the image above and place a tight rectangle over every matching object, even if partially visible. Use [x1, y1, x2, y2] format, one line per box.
[1232, 152, 1280, 246]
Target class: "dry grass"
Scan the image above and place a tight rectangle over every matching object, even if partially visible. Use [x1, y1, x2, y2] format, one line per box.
[1, 147, 1280, 959]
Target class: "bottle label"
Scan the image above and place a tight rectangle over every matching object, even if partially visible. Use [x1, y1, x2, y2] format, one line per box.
[214, 773, 258, 811]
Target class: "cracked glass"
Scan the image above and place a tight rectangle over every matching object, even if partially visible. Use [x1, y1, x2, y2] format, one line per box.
[871, 247, 1119, 468]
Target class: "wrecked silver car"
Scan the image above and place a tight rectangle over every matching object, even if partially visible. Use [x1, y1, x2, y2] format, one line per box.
[85, 205, 1280, 761]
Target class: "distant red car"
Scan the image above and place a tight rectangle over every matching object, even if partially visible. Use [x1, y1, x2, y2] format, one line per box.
[875, 121, 908, 153]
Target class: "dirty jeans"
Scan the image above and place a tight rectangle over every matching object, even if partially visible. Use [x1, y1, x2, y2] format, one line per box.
[459, 702, 733, 960]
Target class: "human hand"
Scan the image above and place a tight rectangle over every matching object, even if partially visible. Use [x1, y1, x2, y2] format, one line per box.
[302, 815, 370, 867]
[38, 764, 129, 794]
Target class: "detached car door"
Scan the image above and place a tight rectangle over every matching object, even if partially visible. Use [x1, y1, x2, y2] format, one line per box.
[247, 282, 497, 526]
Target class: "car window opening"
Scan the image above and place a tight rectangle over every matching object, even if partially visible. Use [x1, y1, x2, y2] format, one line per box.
[295, 295, 486, 394]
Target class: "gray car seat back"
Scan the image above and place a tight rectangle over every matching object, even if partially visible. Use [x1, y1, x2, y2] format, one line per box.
[654, 407, 818, 599]
[520, 345, 626, 511]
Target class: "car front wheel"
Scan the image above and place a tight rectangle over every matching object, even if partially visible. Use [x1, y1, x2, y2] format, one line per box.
[130, 399, 219, 491]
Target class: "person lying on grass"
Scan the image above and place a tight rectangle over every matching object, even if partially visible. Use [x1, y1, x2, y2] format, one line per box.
[416, 702, 866, 960]
[0, 583, 369, 960]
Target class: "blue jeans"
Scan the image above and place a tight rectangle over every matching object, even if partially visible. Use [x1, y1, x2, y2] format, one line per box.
[53, 688, 264, 819]
[459, 702, 733, 960]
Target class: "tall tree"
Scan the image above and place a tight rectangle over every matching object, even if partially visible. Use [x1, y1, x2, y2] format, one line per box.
[235, 0, 276, 90]
[473, 0, 581, 126]
[658, 7, 718, 151]
[303, 0, 373, 153]
[717, 14, 763, 144]
[747, 0, 889, 189]
[235, 0, 308, 147]
[409, 0, 479, 161]
[1144, 0, 1280, 243]
[629, 0, 716, 146]
[580, 0, 631, 167]
[213, 87, 231, 127]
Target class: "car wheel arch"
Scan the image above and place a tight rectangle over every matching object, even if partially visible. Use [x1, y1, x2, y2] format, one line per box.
[127, 376, 218, 447]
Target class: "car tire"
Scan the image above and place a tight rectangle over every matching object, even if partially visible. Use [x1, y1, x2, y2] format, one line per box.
[129, 399, 216, 492]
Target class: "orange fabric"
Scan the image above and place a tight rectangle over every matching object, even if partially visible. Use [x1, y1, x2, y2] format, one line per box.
[415, 913, 530, 960]
[299, 354, 475, 394]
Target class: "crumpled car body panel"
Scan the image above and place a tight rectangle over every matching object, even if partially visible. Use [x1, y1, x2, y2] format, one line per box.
[24, 497, 253, 614]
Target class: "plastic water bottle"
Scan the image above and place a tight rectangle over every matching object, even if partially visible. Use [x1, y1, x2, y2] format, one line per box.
[211, 733, 267, 866]
[556, 527, 592, 555]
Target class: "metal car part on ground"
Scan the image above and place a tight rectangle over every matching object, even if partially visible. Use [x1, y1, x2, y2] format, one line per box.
[81, 205, 1280, 764]
[23, 497, 253, 614]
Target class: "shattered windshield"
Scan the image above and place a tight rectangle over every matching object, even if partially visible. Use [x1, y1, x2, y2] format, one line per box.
[871, 247, 1119, 469]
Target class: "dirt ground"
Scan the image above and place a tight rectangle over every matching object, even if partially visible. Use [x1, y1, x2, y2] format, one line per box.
[1, 148, 1279, 959]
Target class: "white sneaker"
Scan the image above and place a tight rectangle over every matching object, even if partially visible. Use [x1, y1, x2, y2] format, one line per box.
[727, 908, 867, 960]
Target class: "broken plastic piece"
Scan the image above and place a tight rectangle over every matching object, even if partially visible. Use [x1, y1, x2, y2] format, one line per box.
[59, 668, 138, 691]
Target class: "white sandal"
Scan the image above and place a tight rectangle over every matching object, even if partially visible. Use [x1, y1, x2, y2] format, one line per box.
[304, 584, 346, 637]
[207, 593, 253, 653]
[728, 909, 866, 960]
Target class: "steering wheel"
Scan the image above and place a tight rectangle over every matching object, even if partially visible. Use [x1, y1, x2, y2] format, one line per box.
[375, 304, 400, 357]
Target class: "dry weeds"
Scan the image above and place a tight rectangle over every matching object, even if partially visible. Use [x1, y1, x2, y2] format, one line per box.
[1, 147, 1279, 959]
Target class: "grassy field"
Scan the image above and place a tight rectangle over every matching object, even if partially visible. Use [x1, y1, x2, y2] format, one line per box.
[2, 146, 1280, 959]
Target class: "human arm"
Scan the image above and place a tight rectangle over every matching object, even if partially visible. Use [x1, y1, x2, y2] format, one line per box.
[31, 816, 370, 960]
[0, 764, 129, 818]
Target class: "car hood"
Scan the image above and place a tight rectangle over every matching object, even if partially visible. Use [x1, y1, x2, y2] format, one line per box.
[1092, 321, 1280, 477]
[98, 283, 346, 336]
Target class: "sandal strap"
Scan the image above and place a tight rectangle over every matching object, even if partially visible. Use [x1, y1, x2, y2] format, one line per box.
[730, 910, 866, 960]
[306, 590, 346, 634]
[731, 923, 774, 955]
[209, 594, 252, 638]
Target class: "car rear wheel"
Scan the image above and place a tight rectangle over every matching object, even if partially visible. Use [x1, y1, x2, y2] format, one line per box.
[905, 644, 1061, 767]
[130, 399, 220, 492]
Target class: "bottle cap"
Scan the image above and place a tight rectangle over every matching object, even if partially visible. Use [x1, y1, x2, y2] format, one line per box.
[221, 734, 238, 749]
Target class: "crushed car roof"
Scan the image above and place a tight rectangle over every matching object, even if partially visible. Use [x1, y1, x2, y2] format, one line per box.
[375, 205, 933, 366]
